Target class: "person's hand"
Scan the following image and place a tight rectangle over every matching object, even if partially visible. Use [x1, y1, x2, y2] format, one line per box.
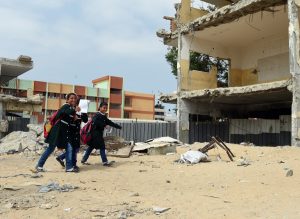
[75, 106, 81, 112]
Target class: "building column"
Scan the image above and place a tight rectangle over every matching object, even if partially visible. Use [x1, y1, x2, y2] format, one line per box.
[288, 0, 300, 146]
[177, 32, 191, 143]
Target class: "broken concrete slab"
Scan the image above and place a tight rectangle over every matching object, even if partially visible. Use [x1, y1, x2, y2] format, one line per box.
[160, 80, 292, 104]
[153, 206, 171, 214]
[133, 142, 177, 155]
[108, 145, 134, 158]
[104, 136, 127, 151]
[133, 137, 181, 155]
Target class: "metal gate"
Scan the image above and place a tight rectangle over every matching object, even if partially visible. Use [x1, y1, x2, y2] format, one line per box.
[7, 117, 30, 133]
[189, 121, 229, 144]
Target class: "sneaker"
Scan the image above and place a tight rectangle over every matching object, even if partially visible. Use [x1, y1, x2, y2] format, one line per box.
[81, 160, 90, 165]
[73, 166, 80, 172]
[103, 161, 115, 167]
[56, 157, 65, 168]
[34, 166, 45, 172]
[66, 168, 77, 173]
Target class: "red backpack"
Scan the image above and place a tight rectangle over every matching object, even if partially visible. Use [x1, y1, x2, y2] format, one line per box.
[80, 119, 93, 145]
[43, 110, 61, 138]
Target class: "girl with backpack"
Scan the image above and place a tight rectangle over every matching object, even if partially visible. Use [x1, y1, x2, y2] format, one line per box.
[35, 93, 80, 172]
[81, 102, 122, 166]
[56, 98, 88, 172]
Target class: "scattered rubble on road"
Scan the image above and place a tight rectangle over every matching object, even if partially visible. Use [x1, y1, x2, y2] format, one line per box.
[38, 182, 79, 193]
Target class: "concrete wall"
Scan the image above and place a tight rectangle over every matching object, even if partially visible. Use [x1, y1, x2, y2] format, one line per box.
[179, 0, 208, 24]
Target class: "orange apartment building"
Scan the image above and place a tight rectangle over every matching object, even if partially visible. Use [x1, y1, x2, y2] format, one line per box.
[2, 75, 155, 123]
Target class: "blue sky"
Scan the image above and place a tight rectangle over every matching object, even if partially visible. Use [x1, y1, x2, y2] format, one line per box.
[0, 0, 188, 97]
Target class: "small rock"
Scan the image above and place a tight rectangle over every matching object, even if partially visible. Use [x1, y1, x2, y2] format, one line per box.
[166, 153, 175, 156]
[237, 158, 250, 167]
[166, 180, 171, 184]
[152, 165, 160, 168]
[3, 186, 21, 191]
[286, 169, 294, 177]
[130, 192, 140, 197]
[153, 206, 171, 214]
[31, 174, 43, 178]
[118, 211, 127, 219]
[40, 204, 53, 209]
[4, 203, 15, 209]
[278, 161, 285, 164]
[64, 208, 72, 212]
[139, 170, 147, 172]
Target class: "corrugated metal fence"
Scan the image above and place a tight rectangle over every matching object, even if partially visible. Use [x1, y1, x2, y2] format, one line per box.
[106, 120, 177, 142]
[189, 116, 291, 146]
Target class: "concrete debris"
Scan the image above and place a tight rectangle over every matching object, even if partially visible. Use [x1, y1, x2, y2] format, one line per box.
[237, 157, 251, 167]
[27, 124, 43, 136]
[118, 211, 127, 219]
[0, 131, 38, 154]
[104, 136, 127, 151]
[1, 194, 57, 211]
[0, 120, 8, 133]
[40, 203, 53, 209]
[0, 124, 46, 155]
[38, 182, 79, 193]
[107, 145, 134, 158]
[133, 136, 181, 155]
[152, 206, 171, 215]
[147, 137, 181, 144]
[0, 94, 42, 104]
[160, 80, 292, 104]
[2, 186, 22, 191]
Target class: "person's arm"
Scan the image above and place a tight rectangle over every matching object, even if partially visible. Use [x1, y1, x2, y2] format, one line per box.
[106, 118, 122, 129]
[81, 113, 88, 123]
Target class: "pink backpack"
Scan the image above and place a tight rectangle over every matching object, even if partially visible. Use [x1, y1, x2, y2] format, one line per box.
[80, 120, 93, 145]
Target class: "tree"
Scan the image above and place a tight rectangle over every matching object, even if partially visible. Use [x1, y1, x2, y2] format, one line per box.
[165, 47, 229, 87]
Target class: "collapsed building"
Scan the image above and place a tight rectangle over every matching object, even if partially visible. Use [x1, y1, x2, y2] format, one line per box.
[157, 0, 300, 146]
[0, 56, 42, 137]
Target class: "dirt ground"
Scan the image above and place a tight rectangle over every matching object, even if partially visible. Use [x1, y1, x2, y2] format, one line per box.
[1, 143, 300, 219]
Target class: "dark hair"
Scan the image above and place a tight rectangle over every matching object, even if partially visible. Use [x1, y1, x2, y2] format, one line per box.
[66, 92, 77, 100]
[98, 102, 108, 110]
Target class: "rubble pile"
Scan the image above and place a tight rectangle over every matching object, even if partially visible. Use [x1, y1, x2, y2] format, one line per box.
[0, 124, 45, 154]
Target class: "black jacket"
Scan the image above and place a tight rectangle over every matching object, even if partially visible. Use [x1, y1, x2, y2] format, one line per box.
[70, 113, 88, 149]
[45, 103, 76, 149]
[88, 112, 121, 149]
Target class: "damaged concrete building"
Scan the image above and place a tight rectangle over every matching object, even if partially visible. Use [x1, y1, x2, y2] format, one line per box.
[0, 56, 42, 137]
[157, 0, 300, 146]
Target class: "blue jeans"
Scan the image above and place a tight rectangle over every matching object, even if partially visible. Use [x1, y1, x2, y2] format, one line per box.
[58, 148, 79, 166]
[81, 145, 108, 164]
[65, 143, 74, 170]
[37, 143, 56, 168]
